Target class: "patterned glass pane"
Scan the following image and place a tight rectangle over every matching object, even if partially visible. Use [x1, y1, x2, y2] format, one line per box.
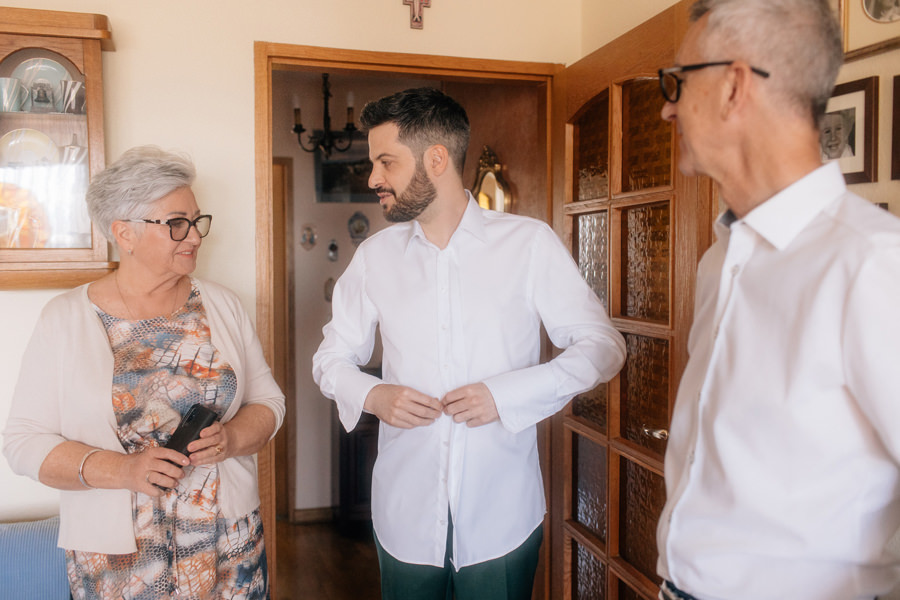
[577, 210, 609, 309]
[572, 539, 606, 600]
[617, 579, 647, 600]
[575, 92, 609, 201]
[620, 333, 669, 456]
[619, 457, 666, 586]
[621, 78, 671, 192]
[572, 433, 607, 542]
[621, 202, 669, 322]
[572, 382, 607, 434]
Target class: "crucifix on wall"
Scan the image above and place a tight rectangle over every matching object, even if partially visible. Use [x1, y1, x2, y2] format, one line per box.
[403, 0, 431, 29]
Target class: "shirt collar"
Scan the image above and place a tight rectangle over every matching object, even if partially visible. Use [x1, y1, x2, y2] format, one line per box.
[406, 190, 486, 252]
[715, 162, 846, 250]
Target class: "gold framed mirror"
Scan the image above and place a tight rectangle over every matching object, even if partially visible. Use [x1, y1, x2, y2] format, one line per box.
[472, 145, 512, 212]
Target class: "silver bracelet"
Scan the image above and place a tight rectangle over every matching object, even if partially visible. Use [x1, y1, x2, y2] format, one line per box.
[77, 448, 102, 489]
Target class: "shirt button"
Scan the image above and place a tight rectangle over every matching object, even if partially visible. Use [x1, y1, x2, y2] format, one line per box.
[730, 265, 739, 276]
[689, 452, 695, 464]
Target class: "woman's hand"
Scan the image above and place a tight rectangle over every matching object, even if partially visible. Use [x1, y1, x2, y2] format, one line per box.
[121, 446, 191, 496]
[186, 421, 231, 465]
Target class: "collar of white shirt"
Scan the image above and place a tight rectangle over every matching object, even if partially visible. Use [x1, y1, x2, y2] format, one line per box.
[714, 161, 847, 251]
[406, 192, 488, 252]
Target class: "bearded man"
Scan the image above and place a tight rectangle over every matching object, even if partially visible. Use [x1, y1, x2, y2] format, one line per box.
[313, 87, 625, 600]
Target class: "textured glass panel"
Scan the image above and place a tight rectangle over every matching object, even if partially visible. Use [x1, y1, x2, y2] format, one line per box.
[572, 539, 607, 600]
[619, 457, 666, 586]
[577, 210, 609, 309]
[621, 78, 672, 192]
[572, 433, 607, 542]
[617, 580, 645, 600]
[621, 202, 669, 322]
[620, 333, 669, 456]
[573, 382, 608, 434]
[575, 92, 610, 201]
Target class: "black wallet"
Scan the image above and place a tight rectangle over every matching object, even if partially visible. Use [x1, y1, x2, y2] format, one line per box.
[164, 404, 219, 455]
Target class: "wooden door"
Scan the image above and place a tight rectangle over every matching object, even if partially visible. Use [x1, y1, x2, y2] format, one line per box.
[550, 2, 715, 598]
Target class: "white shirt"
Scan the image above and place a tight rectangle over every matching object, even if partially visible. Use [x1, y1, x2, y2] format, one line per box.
[313, 193, 625, 568]
[657, 163, 900, 599]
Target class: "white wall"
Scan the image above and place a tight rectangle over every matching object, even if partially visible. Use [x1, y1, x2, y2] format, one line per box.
[582, 0, 681, 57]
[0, 0, 586, 521]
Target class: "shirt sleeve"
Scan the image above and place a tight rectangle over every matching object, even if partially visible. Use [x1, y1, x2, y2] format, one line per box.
[312, 247, 383, 432]
[843, 243, 900, 464]
[485, 224, 626, 434]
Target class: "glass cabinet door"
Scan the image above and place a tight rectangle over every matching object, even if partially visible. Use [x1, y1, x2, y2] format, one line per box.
[0, 7, 113, 289]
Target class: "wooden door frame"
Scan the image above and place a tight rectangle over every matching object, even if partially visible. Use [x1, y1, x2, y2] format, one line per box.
[254, 41, 562, 598]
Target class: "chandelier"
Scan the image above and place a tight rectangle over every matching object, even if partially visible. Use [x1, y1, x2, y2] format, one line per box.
[292, 73, 357, 158]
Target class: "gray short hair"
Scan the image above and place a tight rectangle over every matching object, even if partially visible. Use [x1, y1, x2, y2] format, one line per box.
[690, 0, 843, 125]
[86, 145, 196, 243]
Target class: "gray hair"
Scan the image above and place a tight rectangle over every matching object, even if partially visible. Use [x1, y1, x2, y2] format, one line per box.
[86, 145, 196, 243]
[690, 0, 843, 125]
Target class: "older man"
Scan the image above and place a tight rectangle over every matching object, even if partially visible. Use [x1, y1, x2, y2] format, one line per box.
[655, 1, 900, 599]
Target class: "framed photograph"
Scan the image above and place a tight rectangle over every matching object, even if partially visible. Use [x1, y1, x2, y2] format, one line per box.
[893, 75, 900, 180]
[844, 0, 900, 59]
[314, 131, 376, 203]
[822, 76, 878, 183]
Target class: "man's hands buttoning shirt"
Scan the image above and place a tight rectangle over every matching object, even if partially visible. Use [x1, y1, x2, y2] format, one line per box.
[363, 382, 501, 428]
[364, 384, 443, 428]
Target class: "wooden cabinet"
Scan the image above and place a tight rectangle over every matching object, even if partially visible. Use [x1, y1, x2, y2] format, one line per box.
[0, 7, 113, 289]
[552, 1, 716, 598]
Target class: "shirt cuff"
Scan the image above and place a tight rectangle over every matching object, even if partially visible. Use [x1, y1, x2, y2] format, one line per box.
[334, 367, 383, 432]
[484, 363, 558, 434]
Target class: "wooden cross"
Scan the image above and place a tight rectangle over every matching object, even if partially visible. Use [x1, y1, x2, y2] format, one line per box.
[403, 0, 431, 29]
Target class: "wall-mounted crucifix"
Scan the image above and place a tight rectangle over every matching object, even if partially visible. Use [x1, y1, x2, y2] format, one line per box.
[403, 0, 431, 29]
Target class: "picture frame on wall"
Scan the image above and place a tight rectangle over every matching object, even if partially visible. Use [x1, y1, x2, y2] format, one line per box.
[821, 76, 879, 183]
[893, 75, 900, 180]
[843, 0, 900, 60]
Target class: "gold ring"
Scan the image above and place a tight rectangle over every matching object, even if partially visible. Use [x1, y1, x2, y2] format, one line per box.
[215, 445, 223, 455]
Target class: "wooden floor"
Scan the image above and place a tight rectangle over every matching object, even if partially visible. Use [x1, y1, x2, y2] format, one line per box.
[275, 519, 381, 599]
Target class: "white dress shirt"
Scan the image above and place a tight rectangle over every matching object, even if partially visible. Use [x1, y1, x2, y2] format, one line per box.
[657, 163, 900, 599]
[313, 193, 625, 568]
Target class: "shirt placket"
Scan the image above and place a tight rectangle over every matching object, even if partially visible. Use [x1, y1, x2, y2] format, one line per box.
[435, 248, 455, 563]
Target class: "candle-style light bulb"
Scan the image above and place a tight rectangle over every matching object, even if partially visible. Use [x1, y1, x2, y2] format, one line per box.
[294, 107, 302, 127]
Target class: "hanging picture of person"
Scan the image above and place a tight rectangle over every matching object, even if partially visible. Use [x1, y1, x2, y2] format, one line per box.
[824, 76, 879, 183]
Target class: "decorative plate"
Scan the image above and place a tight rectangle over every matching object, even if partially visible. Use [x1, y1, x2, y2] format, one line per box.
[0, 128, 59, 166]
[11, 57, 71, 112]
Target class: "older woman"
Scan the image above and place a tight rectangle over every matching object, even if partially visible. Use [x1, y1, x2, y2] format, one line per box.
[2, 146, 284, 600]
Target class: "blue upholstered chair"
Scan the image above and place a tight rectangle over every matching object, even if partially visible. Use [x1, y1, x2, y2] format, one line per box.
[0, 516, 70, 599]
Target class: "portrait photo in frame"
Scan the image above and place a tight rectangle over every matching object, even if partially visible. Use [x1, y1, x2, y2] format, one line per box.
[844, 0, 900, 59]
[822, 76, 879, 183]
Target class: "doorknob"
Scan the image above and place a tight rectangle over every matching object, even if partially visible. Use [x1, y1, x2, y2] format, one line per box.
[641, 424, 668, 440]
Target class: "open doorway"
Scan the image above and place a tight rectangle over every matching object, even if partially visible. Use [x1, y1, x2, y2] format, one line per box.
[254, 43, 559, 599]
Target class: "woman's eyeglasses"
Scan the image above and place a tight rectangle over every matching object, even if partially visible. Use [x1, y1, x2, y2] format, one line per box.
[658, 61, 770, 103]
[123, 215, 212, 241]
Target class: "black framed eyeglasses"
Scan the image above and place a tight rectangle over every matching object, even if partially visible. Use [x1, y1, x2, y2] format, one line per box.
[658, 61, 770, 103]
[124, 214, 212, 241]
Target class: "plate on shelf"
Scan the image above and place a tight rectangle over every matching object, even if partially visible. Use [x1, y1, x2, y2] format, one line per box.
[11, 57, 71, 112]
[0, 128, 59, 166]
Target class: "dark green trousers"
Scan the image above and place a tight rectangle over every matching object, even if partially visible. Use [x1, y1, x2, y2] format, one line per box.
[374, 519, 543, 600]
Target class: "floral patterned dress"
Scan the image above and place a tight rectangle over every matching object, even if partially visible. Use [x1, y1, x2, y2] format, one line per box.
[66, 282, 268, 600]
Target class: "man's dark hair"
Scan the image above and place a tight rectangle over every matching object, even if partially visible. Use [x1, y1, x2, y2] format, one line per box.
[359, 87, 470, 176]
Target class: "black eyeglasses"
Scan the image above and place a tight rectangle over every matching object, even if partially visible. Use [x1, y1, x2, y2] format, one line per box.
[658, 61, 770, 103]
[124, 214, 212, 241]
